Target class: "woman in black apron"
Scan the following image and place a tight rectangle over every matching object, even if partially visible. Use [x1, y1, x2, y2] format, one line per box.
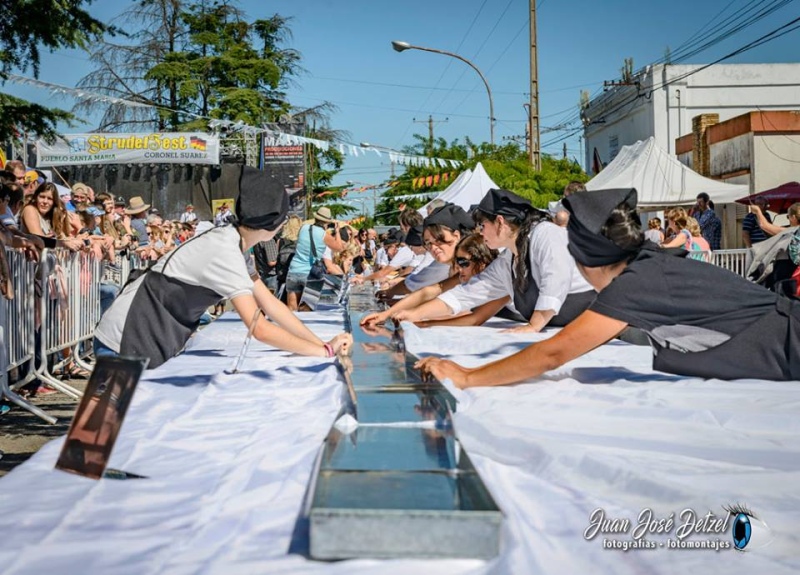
[417, 187, 800, 387]
[93, 166, 351, 369]
[396, 189, 596, 332]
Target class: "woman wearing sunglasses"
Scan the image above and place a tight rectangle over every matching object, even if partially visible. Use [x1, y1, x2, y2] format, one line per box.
[372, 204, 474, 300]
[391, 189, 596, 332]
[361, 231, 498, 327]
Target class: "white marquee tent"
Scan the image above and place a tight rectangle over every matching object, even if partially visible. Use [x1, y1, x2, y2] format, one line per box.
[586, 137, 748, 209]
[418, 162, 499, 216]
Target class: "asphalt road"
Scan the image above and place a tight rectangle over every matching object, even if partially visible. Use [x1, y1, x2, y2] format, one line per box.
[0, 379, 88, 478]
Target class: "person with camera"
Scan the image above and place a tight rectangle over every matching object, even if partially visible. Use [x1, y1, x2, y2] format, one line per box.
[285, 207, 346, 311]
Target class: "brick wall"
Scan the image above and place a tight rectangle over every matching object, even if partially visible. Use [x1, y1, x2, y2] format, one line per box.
[691, 114, 719, 176]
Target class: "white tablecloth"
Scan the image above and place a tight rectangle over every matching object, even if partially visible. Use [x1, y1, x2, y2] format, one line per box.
[403, 319, 800, 574]
[2, 312, 798, 574]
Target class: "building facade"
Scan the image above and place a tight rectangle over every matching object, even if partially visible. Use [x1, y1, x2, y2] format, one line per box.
[581, 63, 800, 173]
[676, 110, 800, 247]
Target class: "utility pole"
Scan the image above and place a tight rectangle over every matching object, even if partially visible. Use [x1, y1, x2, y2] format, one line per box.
[413, 115, 448, 156]
[529, 0, 541, 170]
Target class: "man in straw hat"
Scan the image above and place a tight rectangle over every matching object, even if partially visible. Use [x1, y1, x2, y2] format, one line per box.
[125, 196, 151, 246]
[284, 205, 347, 311]
[180, 203, 197, 224]
[93, 166, 351, 369]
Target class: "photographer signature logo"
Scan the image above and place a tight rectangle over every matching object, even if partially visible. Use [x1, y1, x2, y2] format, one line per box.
[583, 504, 771, 552]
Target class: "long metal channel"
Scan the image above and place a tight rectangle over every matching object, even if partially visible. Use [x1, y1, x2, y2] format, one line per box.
[307, 284, 503, 560]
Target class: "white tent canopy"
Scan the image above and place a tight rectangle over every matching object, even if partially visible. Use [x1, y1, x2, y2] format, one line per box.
[419, 162, 498, 216]
[585, 137, 748, 209]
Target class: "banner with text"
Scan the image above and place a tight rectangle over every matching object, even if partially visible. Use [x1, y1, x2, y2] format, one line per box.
[262, 129, 306, 218]
[36, 133, 220, 167]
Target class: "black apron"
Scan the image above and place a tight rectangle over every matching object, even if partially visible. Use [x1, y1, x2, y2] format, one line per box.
[512, 257, 596, 327]
[119, 236, 229, 369]
[651, 295, 800, 381]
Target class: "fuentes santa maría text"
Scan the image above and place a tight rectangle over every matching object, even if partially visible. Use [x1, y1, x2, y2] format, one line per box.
[583, 507, 754, 552]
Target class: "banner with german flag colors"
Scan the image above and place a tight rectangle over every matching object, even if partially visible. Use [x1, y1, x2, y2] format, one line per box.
[36, 132, 221, 166]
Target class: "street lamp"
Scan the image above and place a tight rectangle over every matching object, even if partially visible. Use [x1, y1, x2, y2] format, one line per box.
[391, 40, 494, 146]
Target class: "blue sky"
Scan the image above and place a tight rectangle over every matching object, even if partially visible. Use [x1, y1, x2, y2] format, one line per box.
[4, 0, 799, 198]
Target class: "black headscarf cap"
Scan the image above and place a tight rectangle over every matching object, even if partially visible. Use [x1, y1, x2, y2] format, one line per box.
[563, 188, 640, 267]
[423, 203, 474, 233]
[235, 166, 289, 231]
[477, 188, 533, 220]
[405, 225, 424, 247]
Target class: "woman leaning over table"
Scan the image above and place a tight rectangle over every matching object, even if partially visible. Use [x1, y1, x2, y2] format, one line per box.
[361, 231, 498, 328]
[417, 188, 800, 387]
[93, 167, 351, 369]
[395, 188, 595, 333]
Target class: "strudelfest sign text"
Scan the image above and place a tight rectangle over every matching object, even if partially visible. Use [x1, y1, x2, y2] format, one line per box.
[36, 133, 220, 167]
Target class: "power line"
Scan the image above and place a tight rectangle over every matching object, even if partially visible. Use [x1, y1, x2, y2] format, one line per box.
[308, 75, 526, 96]
[431, 0, 516, 116]
[557, 11, 800, 140]
[545, 1, 797, 144]
[393, 0, 490, 148]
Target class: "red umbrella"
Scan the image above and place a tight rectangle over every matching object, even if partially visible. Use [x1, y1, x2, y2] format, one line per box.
[735, 182, 800, 213]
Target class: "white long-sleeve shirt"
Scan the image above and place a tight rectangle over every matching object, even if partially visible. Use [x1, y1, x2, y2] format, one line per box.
[405, 252, 451, 291]
[437, 222, 593, 317]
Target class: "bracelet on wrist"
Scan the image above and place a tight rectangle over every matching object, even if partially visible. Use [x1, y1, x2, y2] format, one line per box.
[323, 343, 334, 358]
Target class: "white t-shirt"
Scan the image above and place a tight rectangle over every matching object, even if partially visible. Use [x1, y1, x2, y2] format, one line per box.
[388, 245, 414, 269]
[95, 226, 253, 352]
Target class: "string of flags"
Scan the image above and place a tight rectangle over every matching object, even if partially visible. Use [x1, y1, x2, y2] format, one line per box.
[411, 172, 457, 189]
[7, 73, 463, 168]
[345, 143, 461, 169]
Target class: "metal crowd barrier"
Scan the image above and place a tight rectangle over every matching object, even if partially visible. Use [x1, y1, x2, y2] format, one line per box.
[102, 250, 156, 288]
[711, 248, 751, 277]
[34, 248, 101, 401]
[1, 248, 57, 424]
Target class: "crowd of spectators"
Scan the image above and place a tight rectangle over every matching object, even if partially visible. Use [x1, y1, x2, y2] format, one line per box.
[4, 157, 800, 401]
[0, 162, 206, 395]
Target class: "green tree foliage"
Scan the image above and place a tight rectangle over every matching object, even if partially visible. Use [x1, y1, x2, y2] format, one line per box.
[0, 0, 108, 142]
[76, 0, 300, 131]
[75, 0, 185, 131]
[374, 137, 588, 224]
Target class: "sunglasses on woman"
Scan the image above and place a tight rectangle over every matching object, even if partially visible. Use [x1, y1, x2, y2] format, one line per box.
[455, 257, 473, 269]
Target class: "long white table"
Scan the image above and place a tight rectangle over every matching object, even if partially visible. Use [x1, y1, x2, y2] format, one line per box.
[1, 313, 798, 574]
[403, 320, 800, 574]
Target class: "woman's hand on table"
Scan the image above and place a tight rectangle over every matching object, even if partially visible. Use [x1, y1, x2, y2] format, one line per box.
[328, 333, 353, 356]
[501, 323, 543, 334]
[414, 356, 473, 389]
[359, 311, 388, 326]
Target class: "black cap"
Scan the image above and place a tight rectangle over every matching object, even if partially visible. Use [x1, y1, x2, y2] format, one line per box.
[114, 196, 126, 206]
[423, 203, 474, 233]
[477, 188, 534, 220]
[235, 166, 289, 231]
[404, 225, 424, 247]
[563, 188, 640, 267]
